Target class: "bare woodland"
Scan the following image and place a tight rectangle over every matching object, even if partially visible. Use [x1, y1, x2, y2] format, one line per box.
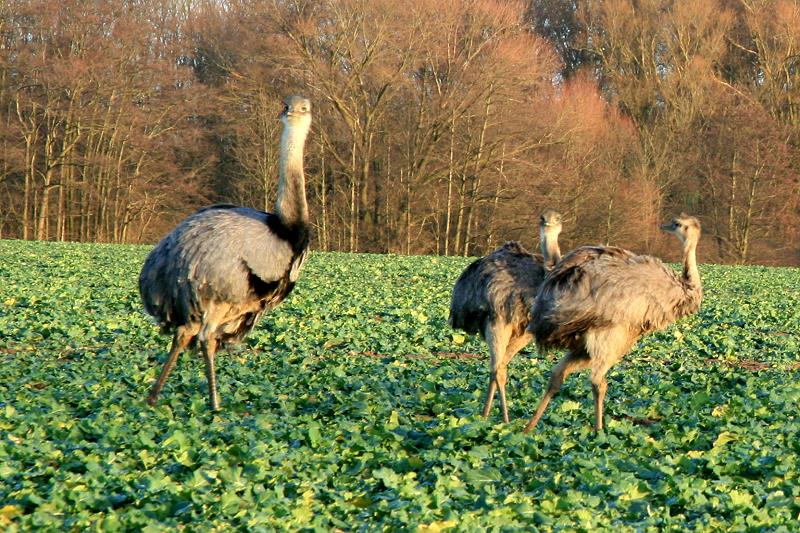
[1, 0, 798, 265]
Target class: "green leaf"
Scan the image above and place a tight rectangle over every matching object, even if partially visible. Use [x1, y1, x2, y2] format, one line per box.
[463, 467, 502, 484]
[373, 467, 401, 489]
[620, 483, 650, 501]
[307, 422, 321, 448]
[712, 431, 736, 449]
[560, 400, 582, 412]
[729, 489, 753, 508]
[386, 410, 400, 430]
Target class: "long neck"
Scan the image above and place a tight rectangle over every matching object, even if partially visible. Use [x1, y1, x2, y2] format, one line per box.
[682, 238, 701, 289]
[275, 123, 309, 226]
[540, 228, 562, 269]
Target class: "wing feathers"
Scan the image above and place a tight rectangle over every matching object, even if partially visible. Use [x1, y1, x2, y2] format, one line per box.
[532, 245, 691, 349]
[450, 241, 545, 336]
[140, 206, 309, 328]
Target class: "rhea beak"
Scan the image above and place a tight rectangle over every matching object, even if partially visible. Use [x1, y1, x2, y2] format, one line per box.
[660, 222, 674, 232]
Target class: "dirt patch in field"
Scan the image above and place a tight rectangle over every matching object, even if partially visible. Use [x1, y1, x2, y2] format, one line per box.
[704, 358, 771, 372]
[0, 346, 34, 355]
[433, 352, 482, 359]
[357, 351, 482, 360]
[623, 415, 659, 426]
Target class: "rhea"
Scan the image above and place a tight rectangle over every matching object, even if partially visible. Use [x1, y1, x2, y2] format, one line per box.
[449, 210, 563, 423]
[524, 214, 702, 432]
[139, 95, 312, 410]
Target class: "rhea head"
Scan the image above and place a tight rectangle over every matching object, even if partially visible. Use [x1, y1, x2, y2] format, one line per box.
[280, 95, 312, 131]
[539, 209, 563, 238]
[660, 213, 701, 247]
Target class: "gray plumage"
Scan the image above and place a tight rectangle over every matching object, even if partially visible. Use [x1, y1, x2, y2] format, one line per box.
[524, 214, 703, 432]
[140, 95, 312, 410]
[140, 207, 306, 335]
[449, 210, 563, 422]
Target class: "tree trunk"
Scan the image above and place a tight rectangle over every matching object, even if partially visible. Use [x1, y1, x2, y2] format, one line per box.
[320, 146, 329, 251]
[463, 91, 492, 256]
[463, 174, 480, 257]
[727, 151, 738, 260]
[349, 141, 357, 252]
[739, 157, 763, 264]
[444, 111, 456, 256]
[486, 144, 505, 251]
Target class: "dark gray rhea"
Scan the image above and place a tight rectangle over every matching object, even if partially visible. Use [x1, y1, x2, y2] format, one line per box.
[139, 95, 312, 410]
[524, 213, 703, 432]
[449, 210, 563, 423]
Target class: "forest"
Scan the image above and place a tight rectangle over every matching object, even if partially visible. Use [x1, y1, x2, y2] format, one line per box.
[1, 0, 798, 265]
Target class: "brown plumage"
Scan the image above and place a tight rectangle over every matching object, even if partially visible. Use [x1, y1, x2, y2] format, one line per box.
[524, 213, 702, 432]
[449, 210, 563, 423]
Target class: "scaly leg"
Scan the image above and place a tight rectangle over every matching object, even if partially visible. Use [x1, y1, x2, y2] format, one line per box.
[523, 350, 590, 433]
[587, 326, 630, 432]
[202, 334, 220, 410]
[482, 322, 511, 421]
[591, 377, 608, 432]
[147, 326, 194, 406]
[497, 330, 534, 423]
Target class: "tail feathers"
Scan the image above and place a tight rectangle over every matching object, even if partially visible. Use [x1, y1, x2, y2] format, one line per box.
[533, 310, 612, 350]
[498, 241, 529, 256]
[449, 309, 486, 335]
[530, 245, 628, 349]
[139, 242, 201, 330]
[194, 203, 242, 214]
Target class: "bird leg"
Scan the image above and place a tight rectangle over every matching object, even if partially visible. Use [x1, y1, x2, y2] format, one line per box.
[147, 327, 194, 406]
[482, 375, 498, 419]
[496, 330, 533, 423]
[591, 377, 608, 432]
[586, 328, 628, 432]
[201, 335, 220, 411]
[523, 350, 589, 433]
[482, 323, 511, 422]
[495, 365, 510, 424]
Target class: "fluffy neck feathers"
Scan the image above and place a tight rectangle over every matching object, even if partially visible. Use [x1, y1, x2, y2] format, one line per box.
[540, 227, 562, 269]
[275, 121, 309, 226]
[678, 237, 703, 314]
[682, 239, 700, 288]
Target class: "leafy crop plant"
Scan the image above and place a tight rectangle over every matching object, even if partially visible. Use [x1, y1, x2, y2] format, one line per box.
[1, 240, 798, 530]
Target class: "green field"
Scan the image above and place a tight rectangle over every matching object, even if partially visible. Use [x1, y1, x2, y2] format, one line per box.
[1, 240, 799, 531]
